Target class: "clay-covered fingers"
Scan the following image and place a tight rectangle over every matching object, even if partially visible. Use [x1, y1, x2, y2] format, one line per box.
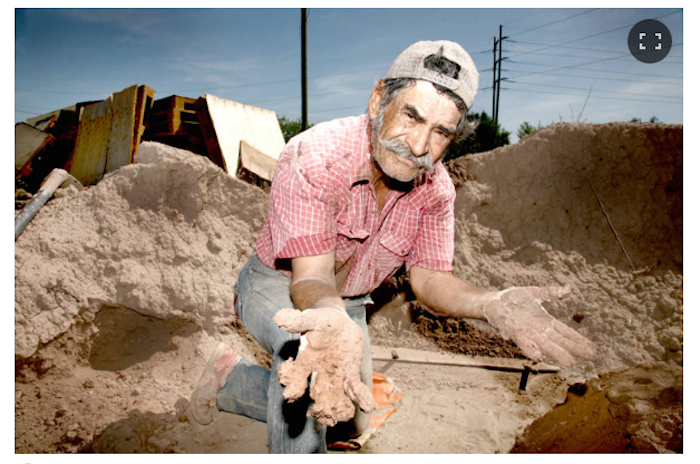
[524, 320, 595, 367]
[344, 376, 375, 414]
[510, 330, 544, 363]
[278, 358, 311, 401]
[273, 307, 305, 332]
[551, 320, 596, 360]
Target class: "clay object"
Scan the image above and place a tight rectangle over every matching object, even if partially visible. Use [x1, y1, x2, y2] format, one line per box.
[274, 307, 376, 427]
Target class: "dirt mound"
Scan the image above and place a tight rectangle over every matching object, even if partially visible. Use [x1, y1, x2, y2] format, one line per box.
[15, 122, 682, 453]
[512, 364, 682, 453]
[15, 142, 268, 359]
[445, 121, 682, 381]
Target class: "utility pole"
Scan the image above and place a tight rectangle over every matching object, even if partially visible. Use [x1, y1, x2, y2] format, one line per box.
[492, 36, 497, 121]
[492, 25, 508, 128]
[301, 8, 308, 131]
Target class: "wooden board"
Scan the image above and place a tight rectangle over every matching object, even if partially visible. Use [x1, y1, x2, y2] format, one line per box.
[104, 85, 139, 175]
[196, 94, 285, 175]
[69, 85, 139, 185]
[132, 85, 155, 160]
[15, 123, 55, 172]
[239, 139, 278, 182]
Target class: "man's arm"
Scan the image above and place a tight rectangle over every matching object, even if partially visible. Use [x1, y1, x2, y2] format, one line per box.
[409, 265, 595, 367]
[289, 251, 345, 312]
[409, 265, 496, 320]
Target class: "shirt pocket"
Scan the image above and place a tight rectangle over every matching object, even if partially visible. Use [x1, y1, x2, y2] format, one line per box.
[375, 231, 415, 280]
[337, 218, 370, 241]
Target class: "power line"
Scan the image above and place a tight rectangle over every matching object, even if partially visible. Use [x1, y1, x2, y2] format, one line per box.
[503, 9, 542, 26]
[508, 8, 599, 38]
[502, 87, 682, 105]
[509, 81, 681, 100]
[500, 70, 682, 86]
[507, 9, 682, 59]
[503, 48, 683, 63]
[514, 39, 684, 57]
[504, 46, 684, 82]
[506, 60, 682, 80]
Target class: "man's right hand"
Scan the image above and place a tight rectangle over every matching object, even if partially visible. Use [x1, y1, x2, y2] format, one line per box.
[274, 306, 376, 428]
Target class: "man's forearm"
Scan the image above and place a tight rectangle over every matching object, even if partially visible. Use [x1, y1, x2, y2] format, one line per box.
[290, 252, 345, 312]
[410, 267, 497, 321]
[290, 278, 345, 312]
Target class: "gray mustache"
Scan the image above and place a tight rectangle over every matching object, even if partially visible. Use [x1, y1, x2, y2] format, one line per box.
[379, 137, 434, 170]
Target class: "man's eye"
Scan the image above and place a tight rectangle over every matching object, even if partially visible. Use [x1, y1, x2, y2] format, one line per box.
[405, 112, 416, 120]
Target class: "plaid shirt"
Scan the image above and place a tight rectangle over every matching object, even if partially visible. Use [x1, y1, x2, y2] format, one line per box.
[255, 114, 455, 297]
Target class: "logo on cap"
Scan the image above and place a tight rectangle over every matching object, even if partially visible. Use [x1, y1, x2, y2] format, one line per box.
[423, 46, 461, 80]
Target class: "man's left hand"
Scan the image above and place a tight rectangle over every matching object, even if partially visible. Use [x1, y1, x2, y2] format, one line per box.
[483, 286, 595, 367]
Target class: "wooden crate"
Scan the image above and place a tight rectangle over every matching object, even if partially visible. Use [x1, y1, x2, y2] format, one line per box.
[146, 96, 199, 136]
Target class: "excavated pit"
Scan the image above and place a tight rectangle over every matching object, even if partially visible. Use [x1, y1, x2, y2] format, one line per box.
[15, 122, 682, 453]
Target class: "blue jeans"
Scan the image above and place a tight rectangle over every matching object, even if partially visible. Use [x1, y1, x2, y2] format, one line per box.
[216, 252, 373, 454]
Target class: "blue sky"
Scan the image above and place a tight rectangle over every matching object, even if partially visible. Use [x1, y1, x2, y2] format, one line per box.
[15, 6, 684, 144]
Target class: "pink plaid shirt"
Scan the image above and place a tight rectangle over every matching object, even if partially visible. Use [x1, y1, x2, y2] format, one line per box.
[255, 114, 455, 297]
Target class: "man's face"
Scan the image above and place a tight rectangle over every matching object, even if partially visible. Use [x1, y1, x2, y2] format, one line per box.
[369, 80, 462, 183]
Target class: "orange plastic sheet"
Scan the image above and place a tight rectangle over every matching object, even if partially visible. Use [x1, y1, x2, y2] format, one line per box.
[327, 372, 402, 451]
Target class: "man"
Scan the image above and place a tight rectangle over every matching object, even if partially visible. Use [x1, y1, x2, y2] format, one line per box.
[189, 40, 595, 453]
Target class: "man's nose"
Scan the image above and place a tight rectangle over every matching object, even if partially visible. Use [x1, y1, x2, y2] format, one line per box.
[406, 127, 431, 157]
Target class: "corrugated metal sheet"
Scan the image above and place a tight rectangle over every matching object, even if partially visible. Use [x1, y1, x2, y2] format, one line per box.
[202, 94, 285, 175]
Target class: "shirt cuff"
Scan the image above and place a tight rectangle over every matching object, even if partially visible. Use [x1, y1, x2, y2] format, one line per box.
[275, 232, 337, 259]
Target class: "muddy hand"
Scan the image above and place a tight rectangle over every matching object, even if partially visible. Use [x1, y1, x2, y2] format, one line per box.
[274, 307, 375, 427]
[482, 286, 595, 367]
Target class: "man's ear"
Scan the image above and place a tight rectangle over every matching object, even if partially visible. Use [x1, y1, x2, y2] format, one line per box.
[368, 80, 384, 120]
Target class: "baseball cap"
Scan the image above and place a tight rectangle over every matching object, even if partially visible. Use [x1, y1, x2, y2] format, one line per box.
[385, 40, 479, 109]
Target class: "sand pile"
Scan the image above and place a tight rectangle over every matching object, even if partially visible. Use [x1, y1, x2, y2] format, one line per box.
[15, 142, 268, 359]
[446, 121, 682, 380]
[15, 122, 682, 453]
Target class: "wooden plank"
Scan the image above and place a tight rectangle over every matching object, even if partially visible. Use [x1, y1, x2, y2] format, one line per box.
[69, 85, 140, 185]
[26, 106, 76, 128]
[15, 123, 55, 172]
[197, 93, 286, 175]
[151, 95, 195, 113]
[132, 85, 155, 161]
[68, 98, 112, 186]
[239, 139, 278, 182]
[194, 97, 225, 169]
[104, 85, 139, 175]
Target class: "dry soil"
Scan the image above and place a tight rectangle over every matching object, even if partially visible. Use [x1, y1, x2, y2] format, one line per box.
[15, 122, 682, 454]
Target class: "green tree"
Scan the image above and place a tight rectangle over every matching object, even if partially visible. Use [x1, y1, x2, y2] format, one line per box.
[443, 111, 510, 161]
[517, 121, 542, 140]
[278, 116, 313, 142]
